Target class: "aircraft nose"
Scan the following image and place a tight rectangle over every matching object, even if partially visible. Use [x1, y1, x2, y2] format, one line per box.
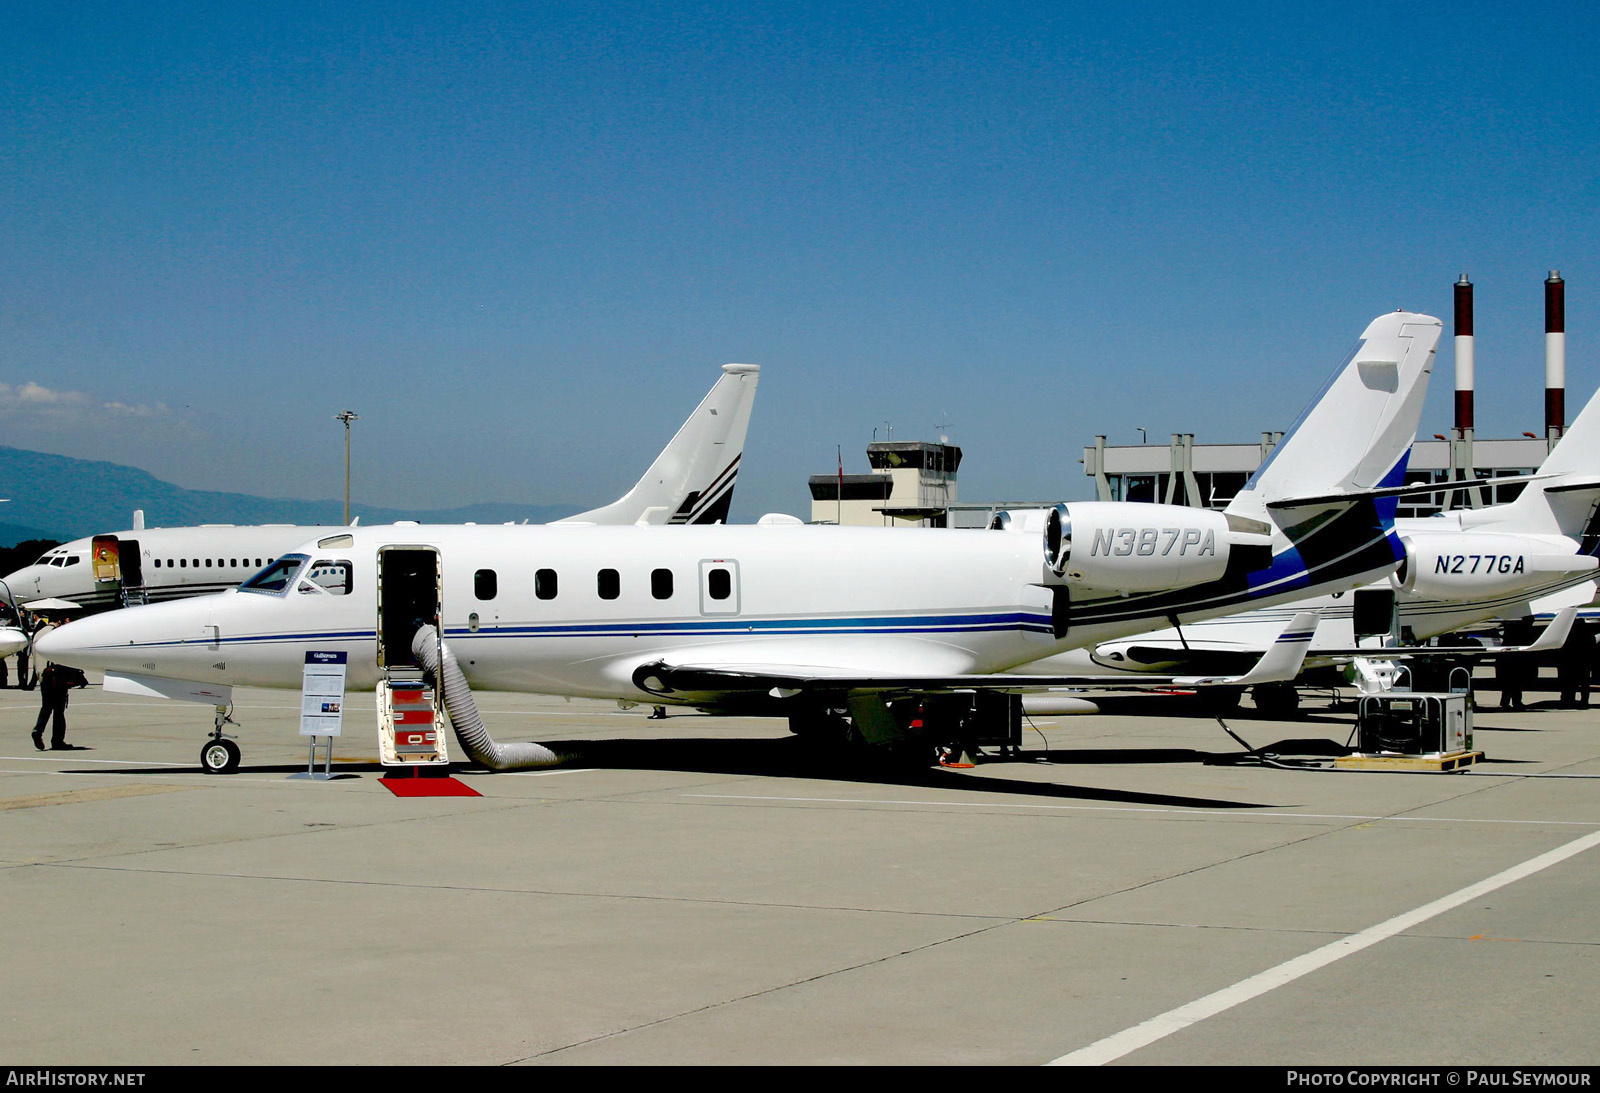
[33, 618, 106, 665]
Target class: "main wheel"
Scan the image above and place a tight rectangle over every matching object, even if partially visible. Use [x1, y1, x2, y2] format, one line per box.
[200, 738, 241, 774]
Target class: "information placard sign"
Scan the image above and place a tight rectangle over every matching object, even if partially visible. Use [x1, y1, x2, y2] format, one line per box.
[300, 651, 348, 737]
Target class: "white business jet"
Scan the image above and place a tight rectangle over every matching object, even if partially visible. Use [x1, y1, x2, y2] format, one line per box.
[2, 363, 759, 614]
[38, 312, 1441, 773]
[1014, 380, 1600, 698]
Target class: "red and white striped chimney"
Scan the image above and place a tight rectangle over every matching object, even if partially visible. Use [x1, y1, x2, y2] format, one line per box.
[1546, 270, 1566, 439]
[1454, 274, 1474, 431]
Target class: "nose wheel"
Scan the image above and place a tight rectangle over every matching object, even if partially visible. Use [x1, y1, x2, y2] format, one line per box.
[200, 703, 241, 774]
[201, 738, 241, 774]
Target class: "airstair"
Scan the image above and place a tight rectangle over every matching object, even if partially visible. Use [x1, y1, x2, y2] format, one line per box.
[377, 667, 448, 768]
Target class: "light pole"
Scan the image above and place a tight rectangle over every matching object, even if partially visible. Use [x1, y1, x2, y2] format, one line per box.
[335, 410, 359, 525]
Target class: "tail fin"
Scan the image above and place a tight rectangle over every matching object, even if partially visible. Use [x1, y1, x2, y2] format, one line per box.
[1476, 385, 1600, 540]
[557, 363, 760, 526]
[1225, 312, 1440, 523]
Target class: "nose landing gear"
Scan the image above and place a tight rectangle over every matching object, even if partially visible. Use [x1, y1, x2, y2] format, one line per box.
[200, 704, 241, 774]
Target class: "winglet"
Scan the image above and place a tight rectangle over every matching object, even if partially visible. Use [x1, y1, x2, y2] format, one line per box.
[1178, 610, 1320, 686]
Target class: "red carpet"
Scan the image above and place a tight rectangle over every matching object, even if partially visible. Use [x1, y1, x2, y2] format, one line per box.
[380, 775, 481, 797]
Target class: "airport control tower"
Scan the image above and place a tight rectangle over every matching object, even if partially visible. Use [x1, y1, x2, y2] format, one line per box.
[809, 440, 962, 527]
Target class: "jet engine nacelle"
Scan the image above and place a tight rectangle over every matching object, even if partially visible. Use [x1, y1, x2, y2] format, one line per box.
[989, 508, 1056, 533]
[1393, 532, 1595, 600]
[1043, 502, 1237, 593]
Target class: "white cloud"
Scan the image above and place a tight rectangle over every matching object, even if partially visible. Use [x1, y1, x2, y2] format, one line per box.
[0, 381, 170, 422]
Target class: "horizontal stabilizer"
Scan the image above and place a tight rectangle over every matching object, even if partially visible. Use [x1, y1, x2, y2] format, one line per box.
[1540, 477, 1600, 495]
[1268, 475, 1547, 511]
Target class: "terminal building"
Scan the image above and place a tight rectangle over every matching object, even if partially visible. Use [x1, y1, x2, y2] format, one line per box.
[1082, 433, 1547, 519]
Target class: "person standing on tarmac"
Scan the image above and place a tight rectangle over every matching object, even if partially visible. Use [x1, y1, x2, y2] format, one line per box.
[31, 619, 88, 750]
[1558, 620, 1594, 709]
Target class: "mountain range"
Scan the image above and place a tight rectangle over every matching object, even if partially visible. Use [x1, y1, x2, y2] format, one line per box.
[0, 446, 580, 546]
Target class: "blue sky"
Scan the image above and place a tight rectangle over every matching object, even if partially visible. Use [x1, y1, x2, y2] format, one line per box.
[3, 3, 1597, 519]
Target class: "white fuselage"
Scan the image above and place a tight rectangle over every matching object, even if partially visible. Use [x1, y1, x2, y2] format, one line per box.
[2, 526, 334, 610]
[37, 520, 1401, 705]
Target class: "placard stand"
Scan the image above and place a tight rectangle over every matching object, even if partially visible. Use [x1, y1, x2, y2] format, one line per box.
[290, 651, 356, 781]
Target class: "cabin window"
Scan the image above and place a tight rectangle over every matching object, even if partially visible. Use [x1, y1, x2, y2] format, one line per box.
[707, 567, 731, 600]
[536, 568, 558, 600]
[597, 569, 619, 600]
[179, 559, 187, 568]
[651, 568, 673, 599]
[154, 559, 162, 568]
[475, 569, 498, 600]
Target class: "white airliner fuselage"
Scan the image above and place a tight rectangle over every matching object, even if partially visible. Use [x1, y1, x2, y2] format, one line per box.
[5, 526, 329, 610]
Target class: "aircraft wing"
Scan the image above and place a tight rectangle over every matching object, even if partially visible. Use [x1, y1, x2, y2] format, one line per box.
[633, 612, 1320, 699]
[1317, 607, 1579, 659]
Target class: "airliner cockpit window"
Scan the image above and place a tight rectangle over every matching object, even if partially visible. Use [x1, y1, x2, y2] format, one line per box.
[303, 560, 352, 595]
[240, 554, 309, 595]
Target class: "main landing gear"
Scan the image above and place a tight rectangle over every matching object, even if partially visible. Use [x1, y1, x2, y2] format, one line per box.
[200, 704, 242, 774]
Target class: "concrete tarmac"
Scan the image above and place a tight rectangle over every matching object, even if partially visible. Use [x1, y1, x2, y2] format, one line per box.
[2, 678, 1598, 1065]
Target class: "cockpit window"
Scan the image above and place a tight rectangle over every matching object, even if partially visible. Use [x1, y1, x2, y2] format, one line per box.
[240, 554, 309, 595]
